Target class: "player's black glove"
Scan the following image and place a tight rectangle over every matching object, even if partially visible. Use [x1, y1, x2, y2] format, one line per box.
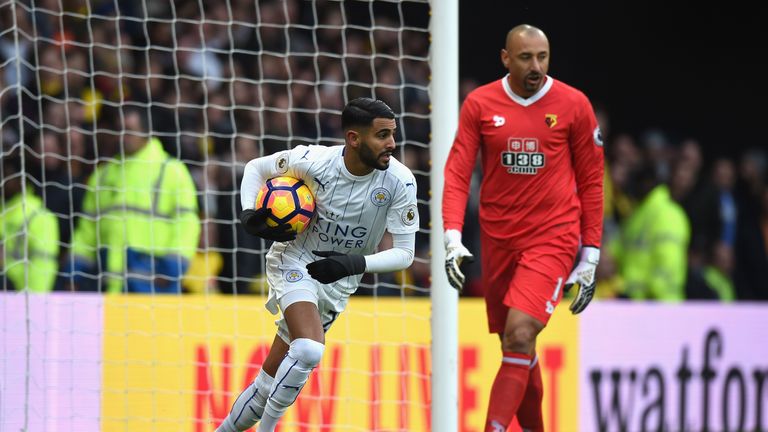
[564, 246, 600, 314]
[306, 250, 366, 284]
[239, 208, 296, 242]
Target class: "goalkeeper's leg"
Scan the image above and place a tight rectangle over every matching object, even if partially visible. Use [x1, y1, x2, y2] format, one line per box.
[517, 353, 544, 432]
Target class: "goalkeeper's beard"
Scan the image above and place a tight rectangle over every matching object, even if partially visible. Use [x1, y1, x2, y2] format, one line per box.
[359, 140, 391, 171]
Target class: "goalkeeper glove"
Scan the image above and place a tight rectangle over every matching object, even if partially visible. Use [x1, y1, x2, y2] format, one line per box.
[444, 229, 474, 292]
[239, 208, 296, 242]
[564, 246, 600, 314]
[306, 250, 366, 284]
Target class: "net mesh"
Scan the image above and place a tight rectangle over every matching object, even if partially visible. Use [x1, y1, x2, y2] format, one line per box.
[0, 0, 433, 430]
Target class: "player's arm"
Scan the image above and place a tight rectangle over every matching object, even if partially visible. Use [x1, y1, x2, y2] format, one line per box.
[564, 94, 605, 314]
[443, 96, 482, 232]
[569, 93, 604, 248]
[442, 97, 482, 291]
[363, 233, 415, 271]
[306, 233, 415, 284]
[239, 147, 311, 241]
[240, 147, 309, 211]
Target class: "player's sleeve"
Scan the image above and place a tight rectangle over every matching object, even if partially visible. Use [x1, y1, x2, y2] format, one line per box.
[364, 232, 415, 272]
[569, 94, 604, 248]
[386, 172, 420, 235]
[240, 145, 313, 210]
[442, 96, 482, 232]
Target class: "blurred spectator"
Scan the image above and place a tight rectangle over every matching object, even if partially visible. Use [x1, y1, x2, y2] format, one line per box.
[712, 158, 738, 246]
[640, 128, 674, 184]
[679, 138, 704, 172]
[1, 152, 59, 292]
[608, 163, 691, 301]
[24, 131, 89, 251]
[688, 157, 738, 248]
[603, 134, 641, 226]
[682, 156, 739, 288]
[0, 4, 33, 92]
[734, 148, 768, 300]
[669, 139, 703, 206]
[177, 28, 224, 92]
[183, 219, 223, 294]
[686, 240, 735, 301]
[65, 107, 200, 293]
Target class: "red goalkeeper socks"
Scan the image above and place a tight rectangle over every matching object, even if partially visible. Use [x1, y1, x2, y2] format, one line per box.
[485, 352, 531, 432]
[516, 355, 544, 432]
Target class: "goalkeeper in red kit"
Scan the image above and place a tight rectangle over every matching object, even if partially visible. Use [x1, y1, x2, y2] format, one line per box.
[443, 25, 603, 432]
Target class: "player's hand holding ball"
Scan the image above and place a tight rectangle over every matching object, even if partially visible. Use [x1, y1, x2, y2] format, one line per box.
[239, 207, 297, 242]
[241, 176, 317, 242]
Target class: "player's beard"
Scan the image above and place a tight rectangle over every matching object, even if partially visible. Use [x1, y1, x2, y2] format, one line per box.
[524, 72, 543, 93]
[359, 140, 390, 171]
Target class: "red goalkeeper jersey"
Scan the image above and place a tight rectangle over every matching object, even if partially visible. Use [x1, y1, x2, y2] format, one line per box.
[443, 76, 604, 249]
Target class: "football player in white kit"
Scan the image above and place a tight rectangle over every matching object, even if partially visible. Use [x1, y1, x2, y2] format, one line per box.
[217, 98, 419, 432]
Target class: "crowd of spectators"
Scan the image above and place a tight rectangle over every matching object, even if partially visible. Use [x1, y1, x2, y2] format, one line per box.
[1, 0, 765, 300]
[1, 0, 431, 295]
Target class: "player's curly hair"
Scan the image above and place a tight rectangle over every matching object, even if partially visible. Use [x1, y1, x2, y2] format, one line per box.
[341, 97, 395, 130]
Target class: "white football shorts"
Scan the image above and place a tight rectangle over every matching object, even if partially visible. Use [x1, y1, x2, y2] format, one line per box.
[265, 251, 350, 343]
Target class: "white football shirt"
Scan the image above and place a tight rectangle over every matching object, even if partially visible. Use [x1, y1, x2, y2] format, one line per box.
[241, 144, 419, 294]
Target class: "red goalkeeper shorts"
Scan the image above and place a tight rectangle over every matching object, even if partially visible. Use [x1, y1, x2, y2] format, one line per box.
[480, 231, 579, 332]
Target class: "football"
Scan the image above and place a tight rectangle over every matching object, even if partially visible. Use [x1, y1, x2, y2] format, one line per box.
[255, 176, 316, 234]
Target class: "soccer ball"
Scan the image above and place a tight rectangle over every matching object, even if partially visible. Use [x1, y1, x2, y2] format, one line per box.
[255, 176, 316, 234]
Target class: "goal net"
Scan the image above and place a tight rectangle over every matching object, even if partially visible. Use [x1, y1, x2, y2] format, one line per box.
[0, 0, 434, 430]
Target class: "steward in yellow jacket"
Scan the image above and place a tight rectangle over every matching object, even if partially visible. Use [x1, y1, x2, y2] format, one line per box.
[612, 179, 691, 301]
[1, 156, 59, 292]
[68, 108, 200, 293]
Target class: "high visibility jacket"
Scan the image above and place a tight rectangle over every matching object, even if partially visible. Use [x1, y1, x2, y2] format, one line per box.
[703, 266, 735, 302]
[71, 138, 200, 293]
[612, 185, 691, 301]
[0, 190, 59, 292]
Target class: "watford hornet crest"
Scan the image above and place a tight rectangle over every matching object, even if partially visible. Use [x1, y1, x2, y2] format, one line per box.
[545, 114, 558, 128]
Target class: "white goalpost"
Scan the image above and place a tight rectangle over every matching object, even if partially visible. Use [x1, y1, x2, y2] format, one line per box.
[1, 0, 459, 431]
[428, 0, 459, 431]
